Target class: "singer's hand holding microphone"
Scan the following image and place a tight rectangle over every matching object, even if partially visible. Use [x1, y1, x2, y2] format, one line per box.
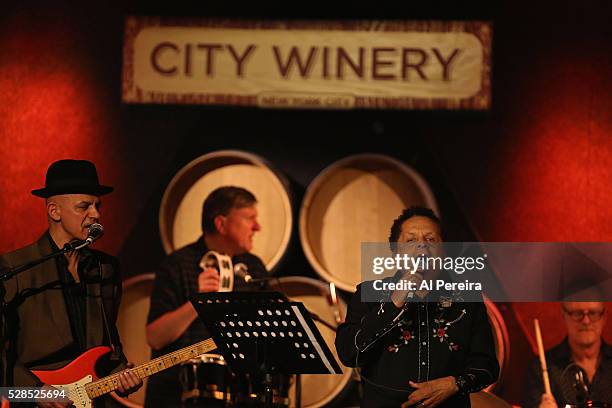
[392, 269, 426, 309]
[392, 243, 436, 309]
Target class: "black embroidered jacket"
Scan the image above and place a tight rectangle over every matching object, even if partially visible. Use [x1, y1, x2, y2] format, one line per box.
[335, 278, 499, 408]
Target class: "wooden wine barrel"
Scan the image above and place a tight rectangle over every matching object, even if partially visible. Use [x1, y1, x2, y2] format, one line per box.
[299, 154, 438, 292]
[113, 274, 155, 407]
[159, 150, 293, 272]
[484, 298, 510, 391]
[470, 391, 512, 408]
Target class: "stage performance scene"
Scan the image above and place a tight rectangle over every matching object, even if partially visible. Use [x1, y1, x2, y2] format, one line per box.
[0, 2, 610, 408]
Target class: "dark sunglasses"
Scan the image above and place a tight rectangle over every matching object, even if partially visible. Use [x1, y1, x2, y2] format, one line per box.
[563, 308, 605, 322]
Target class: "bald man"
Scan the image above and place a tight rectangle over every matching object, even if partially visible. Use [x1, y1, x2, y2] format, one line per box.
[1, 159, 141, 407]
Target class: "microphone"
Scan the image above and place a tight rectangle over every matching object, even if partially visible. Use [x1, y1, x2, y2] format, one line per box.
[397, 268, 424, 302]
[85, 223, 104, 245]
[234, 262, 276, 285]
[573, 367, 589, 404]
[66, 223, 105, 251]
[234, 263, 253, 283]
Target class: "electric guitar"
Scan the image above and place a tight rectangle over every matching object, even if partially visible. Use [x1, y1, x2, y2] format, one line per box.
[32, 338, 217, 408]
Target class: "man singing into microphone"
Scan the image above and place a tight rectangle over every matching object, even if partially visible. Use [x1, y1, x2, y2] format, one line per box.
[335, 207, 499, 407]
[0, 159, 142, 407]
[145, 186, 268, 407]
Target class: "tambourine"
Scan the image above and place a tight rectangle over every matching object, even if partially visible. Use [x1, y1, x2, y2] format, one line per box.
[199, 251, 234, 292]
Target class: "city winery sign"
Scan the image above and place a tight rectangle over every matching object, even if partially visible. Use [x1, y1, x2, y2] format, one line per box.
[122, 18, 492, 110]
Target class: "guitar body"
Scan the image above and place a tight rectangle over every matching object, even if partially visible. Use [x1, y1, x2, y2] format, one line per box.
[33, 346, 109, 384]
[28, 338, 216, 408]
[32, 346, 111, 408]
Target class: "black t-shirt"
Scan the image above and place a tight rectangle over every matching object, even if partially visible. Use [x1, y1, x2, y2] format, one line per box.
[51, 235, 87, 352]
[46, 233, 116, 365]
[523, 339, 612, 407]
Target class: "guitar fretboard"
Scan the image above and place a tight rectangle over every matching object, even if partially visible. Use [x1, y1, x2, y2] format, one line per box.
[85, 338, 217, 398]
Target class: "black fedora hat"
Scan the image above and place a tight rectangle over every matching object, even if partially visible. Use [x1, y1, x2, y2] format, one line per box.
[31, 159, 114, 198]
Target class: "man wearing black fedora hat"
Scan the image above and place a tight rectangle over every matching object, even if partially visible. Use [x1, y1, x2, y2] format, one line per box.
[1, 159, 142, 407]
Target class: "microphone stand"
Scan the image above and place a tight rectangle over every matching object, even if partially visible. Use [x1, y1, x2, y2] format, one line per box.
[243, 276, 338, 331]
[242, 277, 334, 407]
[0, 242, 81, 282]
[244, 277, 338, 331]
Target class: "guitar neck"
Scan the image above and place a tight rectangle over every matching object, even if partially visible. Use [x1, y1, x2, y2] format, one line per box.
[86, 338, 217, 399]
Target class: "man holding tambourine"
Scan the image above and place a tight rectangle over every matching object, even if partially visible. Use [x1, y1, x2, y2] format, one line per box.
[145, 186, 268, 407]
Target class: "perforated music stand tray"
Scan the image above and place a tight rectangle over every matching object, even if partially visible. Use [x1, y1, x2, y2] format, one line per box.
[190, 291, 342, 378]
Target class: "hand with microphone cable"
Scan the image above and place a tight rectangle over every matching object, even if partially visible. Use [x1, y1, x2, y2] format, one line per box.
[391, 242, 435, 309]
[391, 268, 426, 309]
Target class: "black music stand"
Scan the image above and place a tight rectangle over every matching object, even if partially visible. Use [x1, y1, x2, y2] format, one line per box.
[190, 292, 342, 408]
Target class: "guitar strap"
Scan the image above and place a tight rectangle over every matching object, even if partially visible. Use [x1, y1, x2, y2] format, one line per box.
[97, 259, 122, 362]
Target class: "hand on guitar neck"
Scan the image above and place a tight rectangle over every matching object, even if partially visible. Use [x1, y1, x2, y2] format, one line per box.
[113, 363, 143, 398]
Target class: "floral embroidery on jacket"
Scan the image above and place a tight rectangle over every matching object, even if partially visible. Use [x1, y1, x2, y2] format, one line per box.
[384, 299, 468, 354]
[432, 308, 466, 351]
[386, 320, 414, 353]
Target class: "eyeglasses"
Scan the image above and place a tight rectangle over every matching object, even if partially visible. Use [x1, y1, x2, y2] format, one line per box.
[563, 308, 605, 322]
